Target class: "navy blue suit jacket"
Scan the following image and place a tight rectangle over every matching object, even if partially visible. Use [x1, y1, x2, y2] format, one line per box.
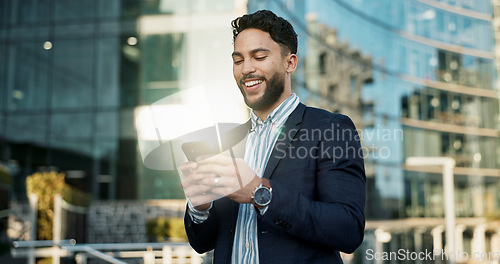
[184, 103, 366, 263]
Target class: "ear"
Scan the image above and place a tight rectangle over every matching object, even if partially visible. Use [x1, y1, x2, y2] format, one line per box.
[285, 53, 298, 73]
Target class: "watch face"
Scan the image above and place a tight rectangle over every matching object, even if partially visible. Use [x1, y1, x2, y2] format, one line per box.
[254, 187, 271, 206]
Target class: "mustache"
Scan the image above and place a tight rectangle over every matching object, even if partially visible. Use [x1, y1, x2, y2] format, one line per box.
[240, 74, 266, 85]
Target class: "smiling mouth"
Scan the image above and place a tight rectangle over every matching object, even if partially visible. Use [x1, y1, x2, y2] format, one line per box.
[244, 79, 263, 88]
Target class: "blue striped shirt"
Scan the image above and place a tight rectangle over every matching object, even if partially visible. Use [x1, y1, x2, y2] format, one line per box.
[231, 93, 300, 264]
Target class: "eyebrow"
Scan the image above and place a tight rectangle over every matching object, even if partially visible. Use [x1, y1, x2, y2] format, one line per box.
[231, 48, 271, 58]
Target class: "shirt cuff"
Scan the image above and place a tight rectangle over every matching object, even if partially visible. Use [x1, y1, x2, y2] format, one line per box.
[187, 200, 213, 224]
[257, 205, 269, 215]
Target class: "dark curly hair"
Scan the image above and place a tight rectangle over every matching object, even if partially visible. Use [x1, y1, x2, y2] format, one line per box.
[231, 10, 298, 55]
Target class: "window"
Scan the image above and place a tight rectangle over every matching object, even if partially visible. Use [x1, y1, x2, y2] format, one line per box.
[319, 52, 327, 75]
[329, 84, 337, 94]
[350, 76, 357, 95]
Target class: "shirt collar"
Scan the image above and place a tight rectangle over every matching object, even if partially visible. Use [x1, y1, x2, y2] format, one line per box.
[250, 93, 299, 130]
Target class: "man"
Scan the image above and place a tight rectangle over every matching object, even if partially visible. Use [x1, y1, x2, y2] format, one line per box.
[181, 10, 366, 263]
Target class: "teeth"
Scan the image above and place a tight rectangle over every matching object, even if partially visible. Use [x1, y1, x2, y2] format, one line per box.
[245, 80, 263, 87]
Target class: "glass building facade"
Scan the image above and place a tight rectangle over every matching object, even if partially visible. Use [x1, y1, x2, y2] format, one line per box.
[0, 0, 247, 201]
[249, 0, 500, 262]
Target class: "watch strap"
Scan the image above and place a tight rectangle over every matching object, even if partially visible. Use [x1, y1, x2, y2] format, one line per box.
[261, 178, 271, 189]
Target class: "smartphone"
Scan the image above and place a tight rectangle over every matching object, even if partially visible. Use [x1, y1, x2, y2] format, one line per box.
[181, 141, 214, 161]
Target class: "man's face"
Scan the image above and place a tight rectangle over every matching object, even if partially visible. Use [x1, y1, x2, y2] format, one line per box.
[232, 28, 288, 111]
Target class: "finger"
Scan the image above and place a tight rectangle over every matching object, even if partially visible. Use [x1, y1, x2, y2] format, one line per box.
[195, 154, 249, 178]
[183, 182, 211, 196]
[196, 166, 252, 192]
[185, 184, 225, 205]
[194, 163, 233, 176]
[189, 193, 220, 207]
[197, 174, 219, 186]
[183, 173, 235, 194]
[215, 175, 240, 187]
[196, 152, 233, 165]
[181, 173, 207, 186]
[194, 153, 216, 162]
[185, 187, 222, 204]
[211, 185, 241, 197]
[178, 161, 198, 171]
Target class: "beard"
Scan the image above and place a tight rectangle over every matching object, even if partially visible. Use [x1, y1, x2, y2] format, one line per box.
[239, 73, 285, 111]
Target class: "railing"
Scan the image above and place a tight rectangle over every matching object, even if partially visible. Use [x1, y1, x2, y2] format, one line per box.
[12, 241, 205, 264]
[55, 194, 87, 244]
[11, 239, 76, 262]
[11, 194, 205, 264]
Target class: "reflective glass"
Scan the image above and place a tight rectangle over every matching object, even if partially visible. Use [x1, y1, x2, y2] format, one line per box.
[54, 0, 97, 22]
[51, 112, 93, 141]
[9, 0, 51, 25]
[0, 1, 8, 27]
[438, 0, 492, 13]
[405, 171, 500, 218]
[50, 138, 94, 160]
[99, 0, 121, 19]
[0, 44, 5, 111]
[6, 114, 48, 146]
[139, 0, 234, 15]
[51, 39, 94, 109]
[0, 115, 4, 138]
[139, 168, 183, 199]
[97, 38, 120, 107]
[9, 42, 51, 111]
[141, 34, 184, 104]
[96, 111, 119, 140]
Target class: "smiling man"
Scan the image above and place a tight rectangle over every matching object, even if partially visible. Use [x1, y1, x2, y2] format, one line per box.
[182, 10, 366, 263]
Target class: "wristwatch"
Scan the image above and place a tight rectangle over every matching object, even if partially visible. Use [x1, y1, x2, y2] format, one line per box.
[252, 178, 272, 209]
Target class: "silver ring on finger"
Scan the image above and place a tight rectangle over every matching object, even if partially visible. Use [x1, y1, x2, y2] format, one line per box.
[214, 175, 221, 187]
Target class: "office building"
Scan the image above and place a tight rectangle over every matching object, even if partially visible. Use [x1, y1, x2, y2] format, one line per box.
[0, 0, 248, 201]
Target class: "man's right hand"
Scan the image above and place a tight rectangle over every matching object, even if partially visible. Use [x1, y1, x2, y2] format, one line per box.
[179, 161, 221, 207]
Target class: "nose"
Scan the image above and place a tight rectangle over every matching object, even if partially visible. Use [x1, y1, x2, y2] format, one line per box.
[241, 60, 256, 75]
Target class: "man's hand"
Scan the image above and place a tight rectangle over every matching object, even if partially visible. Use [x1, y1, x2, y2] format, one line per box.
[179, 161, 221, 208]
[179, 152, 261, 206]
[226, 175, 261, 203]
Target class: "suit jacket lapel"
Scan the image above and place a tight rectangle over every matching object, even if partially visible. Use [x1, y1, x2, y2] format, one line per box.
[262, 103, 306, 180]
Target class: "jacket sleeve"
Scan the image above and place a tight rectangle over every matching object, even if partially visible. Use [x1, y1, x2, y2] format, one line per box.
[184, 204, 219, 254]
[260, 114, 366, 253]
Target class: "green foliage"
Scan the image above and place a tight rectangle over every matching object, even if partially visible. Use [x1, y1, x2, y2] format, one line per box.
[168, 218, 187, 240]
[26, 171, 91, 240]
[36, 257, 52, 264]
[146, 217, 187, 242]
[26, 172, 65, 240]
[147, 218, 169, 242]
[486, 210, 500, 220]
[0, 165, 11, 185]
[62, 184, 92, 207]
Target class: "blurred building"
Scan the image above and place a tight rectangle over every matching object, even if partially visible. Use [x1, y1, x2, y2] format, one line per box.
[303, 15, 375, 201]
[249, 0, 500, 262]
[304, 14, 373, 127]
[0, 0, 248, 202]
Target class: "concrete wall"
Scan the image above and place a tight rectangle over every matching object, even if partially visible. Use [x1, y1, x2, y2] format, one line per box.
[87, 199, 187, 243]
[8, 199, 188, 243]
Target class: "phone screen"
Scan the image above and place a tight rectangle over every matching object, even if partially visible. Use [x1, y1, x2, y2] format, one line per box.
[181, 141, 213, 161]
